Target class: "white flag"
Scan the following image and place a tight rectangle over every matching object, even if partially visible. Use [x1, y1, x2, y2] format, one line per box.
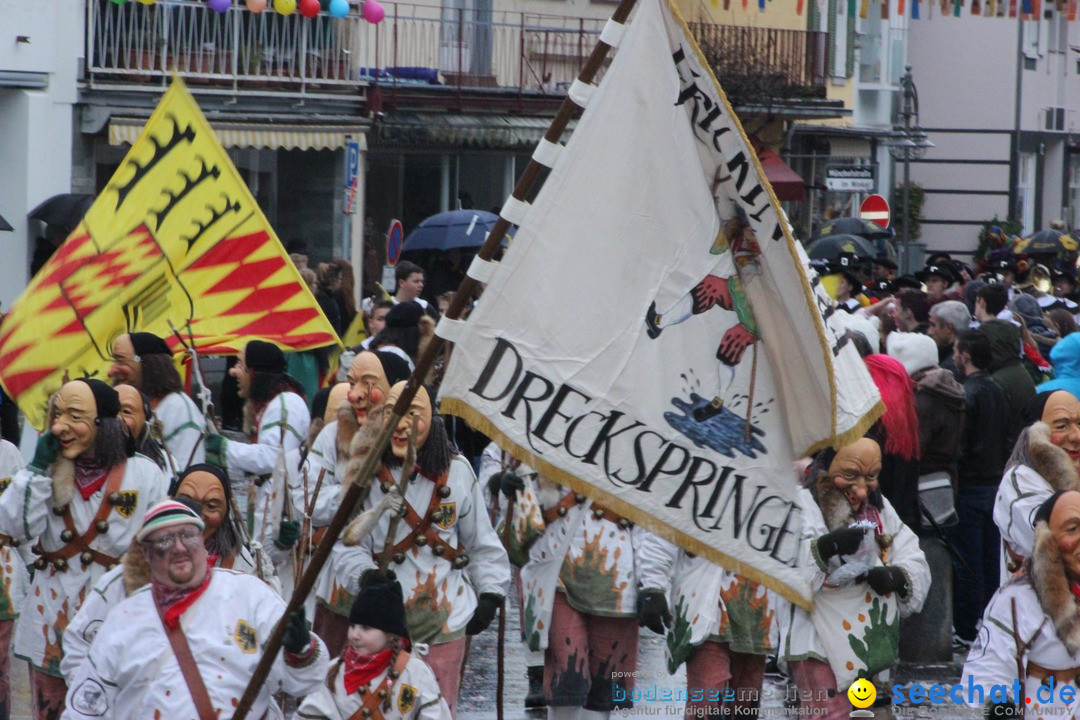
[438, 0, 881, 606]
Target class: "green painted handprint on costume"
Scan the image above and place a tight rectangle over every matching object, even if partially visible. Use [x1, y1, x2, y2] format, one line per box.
[848, 596, 900, 678]
[666, 597, 694, 674]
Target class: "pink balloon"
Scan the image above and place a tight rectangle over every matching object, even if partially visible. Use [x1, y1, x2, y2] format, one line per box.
[362, 0, 384, 23]
[209, 0, 231, 11]
[299, 0, 320, 17]
[247, 0, 267, 10]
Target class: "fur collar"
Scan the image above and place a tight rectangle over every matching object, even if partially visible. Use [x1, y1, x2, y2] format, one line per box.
[1023, 422, 1080, 492]
[51, 458, 75, 509]
[304, 417, 325, 454]
[122, 541, 151, 595]
[1030, 522, 1080, 653]
[339, 406, 388, 501]
[335, 403, 361, 461]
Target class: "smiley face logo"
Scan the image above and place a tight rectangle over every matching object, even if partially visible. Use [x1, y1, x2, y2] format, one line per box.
[847, 678, 876, 708]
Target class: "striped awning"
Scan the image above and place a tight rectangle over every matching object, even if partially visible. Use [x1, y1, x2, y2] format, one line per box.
[108, 117, 367, 151]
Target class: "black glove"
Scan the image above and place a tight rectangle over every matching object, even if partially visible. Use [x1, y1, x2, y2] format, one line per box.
[636, 589, 671, 635]
[499, 471, 525, 500]
[862, 565, 909, 597]
[282, 607, 311, 655]
[30, 433, 61, 474]
[815, 526, 867, 561]
[465, 592, 503, 635]
[985, 701, 1019, 718]
[275, 520, 301, 549]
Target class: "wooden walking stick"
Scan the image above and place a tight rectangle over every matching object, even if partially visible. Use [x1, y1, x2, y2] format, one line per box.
[496, 496, 514, 720]
[231, 0, 638, 709]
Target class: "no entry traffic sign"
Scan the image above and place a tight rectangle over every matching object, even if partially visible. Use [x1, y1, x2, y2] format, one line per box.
[859, 194, 890, 229]
[386, 219, 403, 266]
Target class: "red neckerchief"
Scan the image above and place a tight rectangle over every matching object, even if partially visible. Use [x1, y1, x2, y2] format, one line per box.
[342, 646, 394, 695]
[152, 561, 213, 629]
[73, 458, 110, 501]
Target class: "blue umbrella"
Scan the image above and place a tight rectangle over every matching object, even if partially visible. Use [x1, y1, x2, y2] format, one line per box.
[403, 210, 508, 252]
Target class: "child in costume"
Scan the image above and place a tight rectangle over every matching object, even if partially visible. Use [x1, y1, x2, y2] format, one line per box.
[299, 574, 451, 720]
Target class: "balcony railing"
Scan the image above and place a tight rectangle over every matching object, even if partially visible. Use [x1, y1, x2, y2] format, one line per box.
[85, 0, 605, 96]
[687, 23, 828, 101]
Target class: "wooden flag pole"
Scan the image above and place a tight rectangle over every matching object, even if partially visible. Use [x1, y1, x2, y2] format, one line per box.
[232, 0, 638, 712]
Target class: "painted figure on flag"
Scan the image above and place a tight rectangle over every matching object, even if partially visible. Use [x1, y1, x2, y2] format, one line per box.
[644, 208, 766, 455]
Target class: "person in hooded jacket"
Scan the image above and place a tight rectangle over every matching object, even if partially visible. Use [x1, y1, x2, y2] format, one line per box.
[886, 332, 965, 493]
[980, 318, 1037, 421]
[1038, 332, 1080, 399]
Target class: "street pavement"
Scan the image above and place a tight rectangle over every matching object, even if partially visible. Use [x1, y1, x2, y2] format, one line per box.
[3, 581, 981, 719]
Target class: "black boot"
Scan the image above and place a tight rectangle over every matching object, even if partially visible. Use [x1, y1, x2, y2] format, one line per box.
[692, 397, 724, 422]
[525, 665, 546, 709]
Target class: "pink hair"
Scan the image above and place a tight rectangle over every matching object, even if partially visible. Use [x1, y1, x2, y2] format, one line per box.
[863, 353, 921, 462]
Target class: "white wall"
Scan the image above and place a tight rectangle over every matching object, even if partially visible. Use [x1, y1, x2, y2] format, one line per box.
[0, 0, 82, 306]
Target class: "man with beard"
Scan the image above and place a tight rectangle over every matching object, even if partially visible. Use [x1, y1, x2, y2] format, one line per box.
[59, 465, 280, 682]
[995, 390, 1080, 572]
[0, 380, 168, 719]
[206, 340, 310, 558]
[963, 490, 1080, 717]
[781, 437, 929, 719]
[62, 499, 327, 719]
[108, 332, 207, 470]
[114, 384, 167, 473]
[298, 351, 410, 657]
[330, 383, 510, 717]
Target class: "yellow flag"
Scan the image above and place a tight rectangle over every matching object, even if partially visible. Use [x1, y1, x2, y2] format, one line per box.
[0, 78, 340, 429]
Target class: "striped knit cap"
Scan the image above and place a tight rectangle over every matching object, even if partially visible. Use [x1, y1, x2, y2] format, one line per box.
[137, 499, 205, 542]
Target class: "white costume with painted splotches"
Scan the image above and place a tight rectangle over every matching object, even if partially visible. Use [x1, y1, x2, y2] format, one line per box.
[635, 536, 774, 670]
[330, 454, 510, 644]
[779, 488, 929, 687]
[294, 420, 355, 616]
[61, 568, 328, 720]
[0, 440, 30, 624]
[298, 652, 451, 720]
[59, 543, 278, 682]
[515, 476, 653, 651]
[153, 391, 207, 471]
[0, 455, 168, 676]
[226, 391, 310, 548]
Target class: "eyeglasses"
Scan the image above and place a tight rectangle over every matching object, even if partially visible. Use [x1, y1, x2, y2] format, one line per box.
[143, 528, 203, 554]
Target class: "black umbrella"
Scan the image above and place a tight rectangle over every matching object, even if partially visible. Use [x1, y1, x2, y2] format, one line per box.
[1012, 229, 1079, 256]
[28, 193, 95, 238]
[0, 213, 11, 232]
[814, 216, 893, 242]
[805, 234, 877, 263]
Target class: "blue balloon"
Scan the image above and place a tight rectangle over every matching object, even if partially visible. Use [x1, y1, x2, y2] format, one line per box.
[329, 0, 349, 16]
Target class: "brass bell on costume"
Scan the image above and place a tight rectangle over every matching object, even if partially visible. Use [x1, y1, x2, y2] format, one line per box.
[52, 505, 67, 516]
[361, 708, 372, 718]
[392, 553, 405, 565]
[96, 520, 109, 534]
[415, 535, 428, 547]
[432, 545, 445, 557]
[380, 481, 393, 493]
[33, 557, 46, 570]
[437, 485, 451, 498]
[592, 508, 605, 520]
[618, 518, 632, 529]
[557, 506, 568, 517]
[389, 669, 400, 679]
[60, 530, 74, 543]
[378, 688, 388, 699]
[575, 494, 587, 504]
[358, 687, 367, 696]
[452, 554, 470, 569]
[107, 492, 121, 505]
[53, 558, 68, 571]
[80, 552, 93, 566]
[7, 538, 17, 548]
